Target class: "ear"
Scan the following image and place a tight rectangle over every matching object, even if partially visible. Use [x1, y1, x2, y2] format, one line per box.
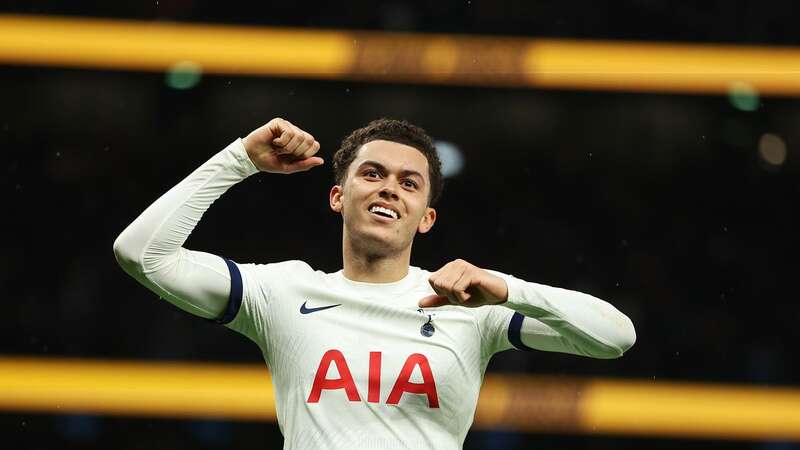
[417, 207, 436, 234]
[329, 185, 344, 213]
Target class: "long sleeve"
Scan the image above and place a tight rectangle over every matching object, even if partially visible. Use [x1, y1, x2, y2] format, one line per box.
[501, 275, 636, 359]
[112, 138, 260, 319]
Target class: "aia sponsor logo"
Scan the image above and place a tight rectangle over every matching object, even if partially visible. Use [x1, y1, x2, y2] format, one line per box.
[307, 350, 439, 408]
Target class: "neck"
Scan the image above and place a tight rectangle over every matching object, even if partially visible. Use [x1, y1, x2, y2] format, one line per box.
[342, 234, 412, 283]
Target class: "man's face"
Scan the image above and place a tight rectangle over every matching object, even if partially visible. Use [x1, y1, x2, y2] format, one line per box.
[329, 140, 436, 256]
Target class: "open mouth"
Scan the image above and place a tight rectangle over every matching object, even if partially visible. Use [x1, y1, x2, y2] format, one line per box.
[368, 204, 400, 220]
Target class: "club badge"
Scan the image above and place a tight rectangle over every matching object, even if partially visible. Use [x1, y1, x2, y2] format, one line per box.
[417, 308, 435, 337]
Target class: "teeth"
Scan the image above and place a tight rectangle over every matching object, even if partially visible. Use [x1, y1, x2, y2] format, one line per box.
[370, 205, 398, 219]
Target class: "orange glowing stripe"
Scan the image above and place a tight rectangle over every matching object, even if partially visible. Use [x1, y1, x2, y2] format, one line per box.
[0, 14, 354, 76]
[3, 14, 800, 95]
[0, 357, 276, 419]
[582, 378, 800, 441]
[2, 357, 800, 441]
[526, 39, 800, 94]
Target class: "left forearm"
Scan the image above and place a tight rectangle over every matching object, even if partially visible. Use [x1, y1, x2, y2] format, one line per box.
[503, 276, 636, 358]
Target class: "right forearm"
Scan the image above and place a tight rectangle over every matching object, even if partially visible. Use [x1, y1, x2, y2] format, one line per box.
[113, 138, 259, 275]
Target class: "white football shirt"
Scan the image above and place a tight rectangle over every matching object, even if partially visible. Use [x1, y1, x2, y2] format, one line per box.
[222, 259, 516, 449]
[113, 138, 636, 450]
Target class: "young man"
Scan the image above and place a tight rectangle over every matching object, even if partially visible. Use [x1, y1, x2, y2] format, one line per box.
[113, 117, 636, 449]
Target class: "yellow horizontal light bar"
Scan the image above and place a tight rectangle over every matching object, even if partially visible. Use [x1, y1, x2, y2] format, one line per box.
[0, 357, 276, 420]
[527, 40, 800, 95]
[582, 378, 800, 440]
[0, 14, 353, 77]
[2, 14, 800, 95]
[2, 357, 800, 441]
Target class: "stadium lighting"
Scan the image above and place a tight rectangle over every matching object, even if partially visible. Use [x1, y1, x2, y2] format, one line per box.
[166, 61, 203, 90]
[728, 81, 760, 111]
[5, 15, 800, 95]
[435, 140, 464, 178]
[758, 133, 787, 169]
[3, 357, 800, 440]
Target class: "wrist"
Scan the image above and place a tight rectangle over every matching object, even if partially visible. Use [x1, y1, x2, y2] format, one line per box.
[499, 276, 523, 308]
[231, 138, 260, 176]
[492, 276, 509, 304]
[241, 135, 256, 160]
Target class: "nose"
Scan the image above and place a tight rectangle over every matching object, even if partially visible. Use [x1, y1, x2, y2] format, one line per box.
[379, 178, 400, 200]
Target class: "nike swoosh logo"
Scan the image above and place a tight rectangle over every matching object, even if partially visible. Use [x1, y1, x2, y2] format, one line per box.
[300, 301, 342, 315]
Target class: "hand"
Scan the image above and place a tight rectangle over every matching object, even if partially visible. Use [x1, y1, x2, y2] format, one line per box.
[242, 118, 323, 174]
[419, 259, 508, 308]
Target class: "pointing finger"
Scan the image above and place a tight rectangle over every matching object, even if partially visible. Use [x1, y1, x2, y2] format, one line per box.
[418, 294, 449, 308]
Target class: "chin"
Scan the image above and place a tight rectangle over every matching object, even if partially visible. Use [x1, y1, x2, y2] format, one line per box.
[351, 227, 409, 256]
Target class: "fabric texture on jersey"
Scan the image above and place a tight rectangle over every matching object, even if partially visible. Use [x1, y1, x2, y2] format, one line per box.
[221, 259, 516, 450]
[113, 138, 637, 450]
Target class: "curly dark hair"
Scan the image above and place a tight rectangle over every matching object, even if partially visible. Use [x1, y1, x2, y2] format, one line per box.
[333, 118, 444, 206]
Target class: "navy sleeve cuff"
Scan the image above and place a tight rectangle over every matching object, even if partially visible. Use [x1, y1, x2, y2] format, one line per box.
[209, 258, 243, 325]
[507, 312, 534, 351]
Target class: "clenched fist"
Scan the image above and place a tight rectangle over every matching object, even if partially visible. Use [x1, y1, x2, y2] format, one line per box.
[419, 259, 509, 308]
[242, 118, 323, 174]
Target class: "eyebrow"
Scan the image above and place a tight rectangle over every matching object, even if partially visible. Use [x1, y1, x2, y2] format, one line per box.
[358, 160, 426, 185]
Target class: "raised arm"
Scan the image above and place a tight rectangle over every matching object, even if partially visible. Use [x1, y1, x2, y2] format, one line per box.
[112, 118, 322, 319]
[419, 259, 636, 359]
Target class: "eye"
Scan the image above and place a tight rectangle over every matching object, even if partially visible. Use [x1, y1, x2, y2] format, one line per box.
[363, 169, 380, 179]
[402, 179, 418, 189]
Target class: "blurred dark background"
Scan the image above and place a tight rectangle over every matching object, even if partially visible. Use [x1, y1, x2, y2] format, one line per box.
[2, 1, 798, 449]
